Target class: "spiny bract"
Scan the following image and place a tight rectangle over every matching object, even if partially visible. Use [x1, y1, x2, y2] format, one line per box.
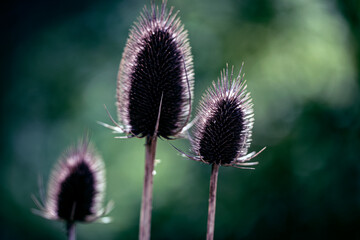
[117, 1, 194, 139]
[192, 65, 254, 165]
[33, 141, 109, 223]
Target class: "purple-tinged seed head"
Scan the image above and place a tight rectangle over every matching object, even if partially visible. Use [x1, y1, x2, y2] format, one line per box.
[36, 141, 107, 223]
[117, 1, 194, 139]
[192, 65, 254, 165]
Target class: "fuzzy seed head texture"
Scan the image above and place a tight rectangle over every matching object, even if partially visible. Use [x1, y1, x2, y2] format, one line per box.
[192, 65, 254, 165]
[117, 1, 194, 139]
[37, 141, 107, 223]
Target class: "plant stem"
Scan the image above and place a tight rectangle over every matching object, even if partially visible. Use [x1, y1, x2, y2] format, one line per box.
[139, 136, 158, 240]
[206, 163, 219, 240]
[66, 222, 76, 240]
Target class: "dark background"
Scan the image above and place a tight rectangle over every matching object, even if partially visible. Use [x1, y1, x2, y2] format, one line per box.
[1, 0, 359, 239]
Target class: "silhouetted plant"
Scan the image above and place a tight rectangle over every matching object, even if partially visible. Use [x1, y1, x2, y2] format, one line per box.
[100, 1, 193, 239]
[188, 65, 265, 240]
[32, 140, 112, 240]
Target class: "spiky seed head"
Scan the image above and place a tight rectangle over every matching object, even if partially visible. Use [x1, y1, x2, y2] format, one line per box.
[192, 65, 254, 165]
[117, 1, 194, 139]
[37, 141, 107, 223]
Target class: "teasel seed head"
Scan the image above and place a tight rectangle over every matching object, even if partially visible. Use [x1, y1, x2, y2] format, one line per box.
[192, 64, 264, 167]
[117, 0, 194, 139]
[33, 140, 111, 223]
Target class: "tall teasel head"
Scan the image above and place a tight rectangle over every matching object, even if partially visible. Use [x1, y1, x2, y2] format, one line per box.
[116, 1, 194, 139]
[33, 140, 111, 223]
[191, 65, 265, 168]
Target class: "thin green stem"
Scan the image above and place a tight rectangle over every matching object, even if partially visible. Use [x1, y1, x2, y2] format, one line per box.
[66, 222, 76, 240]
[139, 136, 158, 240]
[206, 163, 219, 240]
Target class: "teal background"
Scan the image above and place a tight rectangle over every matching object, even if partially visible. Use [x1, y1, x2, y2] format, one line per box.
[1, 0, 359, 239]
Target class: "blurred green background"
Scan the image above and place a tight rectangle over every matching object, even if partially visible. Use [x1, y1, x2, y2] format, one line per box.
[1, 0, 359, 239]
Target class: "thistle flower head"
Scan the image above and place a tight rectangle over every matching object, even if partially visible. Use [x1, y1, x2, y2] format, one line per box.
[33, 141, 110, 223]
[191, 65, 264, 167]
[117, 1, 194, 139]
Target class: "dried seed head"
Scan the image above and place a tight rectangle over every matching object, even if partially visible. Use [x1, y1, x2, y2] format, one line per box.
[117, 1, 194, 138]
[192, 65, 254, 165]
[35, 141, 108, 223]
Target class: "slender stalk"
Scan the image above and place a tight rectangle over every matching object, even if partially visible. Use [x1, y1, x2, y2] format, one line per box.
[206, 163, 219, 240]
[139, 136, 158, 240]
[66, 222, 76, 240]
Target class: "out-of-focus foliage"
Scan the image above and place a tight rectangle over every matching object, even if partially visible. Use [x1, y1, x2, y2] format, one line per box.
[1, 0, 359, 239]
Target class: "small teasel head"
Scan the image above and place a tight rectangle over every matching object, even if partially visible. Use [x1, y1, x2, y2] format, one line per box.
[191, 64, 265, 168]
[116, 0, 194, 139]
[33, 140, 111, 223]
